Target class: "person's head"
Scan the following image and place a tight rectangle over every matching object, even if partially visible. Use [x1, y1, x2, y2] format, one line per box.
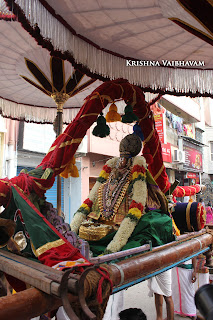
[119, 133, 142, 159]
[199, 198, 203, 203]
[119, 308, 147, 320]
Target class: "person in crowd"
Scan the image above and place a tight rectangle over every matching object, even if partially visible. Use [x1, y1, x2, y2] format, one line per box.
[148, 270, 174, 320]
[199, 198, 205, 208]
[172, 257, 197, 320]
[119, 308, 147, 320]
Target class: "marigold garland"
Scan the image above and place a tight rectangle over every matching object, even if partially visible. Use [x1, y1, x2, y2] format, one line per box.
[105, 156, 148, 253]
[71, 156, 148, 253]
[102, 165, 112, 174]
[84, 198, 93, 208]
[132, 164, 146, 174]
[128, 207, 142, 219]
[132, 171, 146, 181]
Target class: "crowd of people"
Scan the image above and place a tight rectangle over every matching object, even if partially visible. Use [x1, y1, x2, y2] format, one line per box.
[102, 254, 205, 320]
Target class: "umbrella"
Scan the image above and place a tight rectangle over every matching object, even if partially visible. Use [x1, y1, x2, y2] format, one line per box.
[0, 0, 101, 123]
[2, 0, 213, 99]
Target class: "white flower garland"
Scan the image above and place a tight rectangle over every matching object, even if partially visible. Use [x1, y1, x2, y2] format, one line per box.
[106, 217, 137, 253]
[70, 157, 119, 233]
[106, 156, 148, 253]
[70, 212, 87, 234]
[71, 155, 148, 254]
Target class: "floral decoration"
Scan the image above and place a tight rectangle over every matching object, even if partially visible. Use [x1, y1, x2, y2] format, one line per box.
[106, 156, 148, 253]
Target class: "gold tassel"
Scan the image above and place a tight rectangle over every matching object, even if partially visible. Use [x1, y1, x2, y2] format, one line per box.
[60, 156, 79, 178]
[105, 103, 121, 122]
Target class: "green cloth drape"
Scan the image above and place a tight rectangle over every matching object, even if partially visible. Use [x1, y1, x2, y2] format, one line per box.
[88, 209, 175, 256]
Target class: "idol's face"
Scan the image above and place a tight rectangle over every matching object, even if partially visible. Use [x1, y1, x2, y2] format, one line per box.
[119, 157, 128, 168]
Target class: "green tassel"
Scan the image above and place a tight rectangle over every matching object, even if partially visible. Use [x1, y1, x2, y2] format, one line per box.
[122, 103, 139, 123]
[92, 112, 110, 138]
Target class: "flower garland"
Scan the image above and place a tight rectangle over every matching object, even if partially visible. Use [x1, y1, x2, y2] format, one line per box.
[106, 156, 148, 253]
[70, 158, 118, 233]
[71, 156, 148, 254]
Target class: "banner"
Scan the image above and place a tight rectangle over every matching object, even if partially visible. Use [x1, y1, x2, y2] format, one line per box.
[183, 144, 203, 171]
[162, 143, 172, 163]
[154, 113, 165, 143]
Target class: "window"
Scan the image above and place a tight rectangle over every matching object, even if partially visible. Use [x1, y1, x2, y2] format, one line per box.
[195, 128, 203, 143]
[210, 142, 213, 161]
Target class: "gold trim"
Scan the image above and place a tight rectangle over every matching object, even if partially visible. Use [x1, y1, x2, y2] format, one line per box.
[114, 83, 124, 98]
[80, 113, 99, 118]
[206, 0, 213, 6]
[36, 239, 65, 257]
[59, 138, 83, 148]
[197, 203, 202, 230]
[162, 180, 169, 193]
[139, 105, 149, 122]
[0, 193, 6, 198]
[144, 128, 154, 144]
[48, 138, 83, 152]
[33, 181, 51, 191]
[90, 94, 112, 102]
[50, 56, 66, 93]
[129, 84, 137, 107]
[178, 187, 186, 197]
[169, 17, 213, 40]
[24, 57, 53, 94]
[186, 202, 193, 231]
[175, 0, 213, 37]
[0, 179, 9, 184]
[154, 165, 164, 181]
[152, 140, 160, 159]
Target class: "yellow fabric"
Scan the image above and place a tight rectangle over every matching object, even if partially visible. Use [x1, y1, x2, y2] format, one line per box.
[36, 239, 65, 257]
[172, 218, 180, 236]
[186, 202, 193, 231]
[105, 103, 121, 122]
[60, 156, 79, 178]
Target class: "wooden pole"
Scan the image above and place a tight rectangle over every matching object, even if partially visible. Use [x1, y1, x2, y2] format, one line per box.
[51, 92, 69, 217]
[107, 232, 213, 288]
[0, 231, 212, 319]
[0, 287, 75, 320]
[57, 108, 63, 216]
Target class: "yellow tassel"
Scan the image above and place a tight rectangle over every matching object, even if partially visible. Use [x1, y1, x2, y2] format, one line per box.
[172, 218, 180, 236]
[60, 156, 79, 178]
[105, 103, 121, 122]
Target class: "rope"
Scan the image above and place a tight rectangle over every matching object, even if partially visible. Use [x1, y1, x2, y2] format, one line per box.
[96, 266, 113, 304]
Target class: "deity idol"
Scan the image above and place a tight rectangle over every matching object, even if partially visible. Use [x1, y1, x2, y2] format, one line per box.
[70, 133, 174, 256]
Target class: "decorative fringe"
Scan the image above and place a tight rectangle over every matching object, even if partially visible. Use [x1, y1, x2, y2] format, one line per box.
[92, 112, 110, 138]
[0, 98, 78, 124]
[122, 103, 139, 123]
[13, 0, 213, 96]
[133, 123, 144, 141]
[105, 103, 121, 122]
[60, 156, 79, 178]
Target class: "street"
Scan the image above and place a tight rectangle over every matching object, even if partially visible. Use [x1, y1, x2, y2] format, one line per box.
[123, 280, 198, 320]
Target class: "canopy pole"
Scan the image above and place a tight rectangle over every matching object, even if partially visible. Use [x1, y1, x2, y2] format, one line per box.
[56, 109, 63, 216]
[51, 92, 70, 216]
